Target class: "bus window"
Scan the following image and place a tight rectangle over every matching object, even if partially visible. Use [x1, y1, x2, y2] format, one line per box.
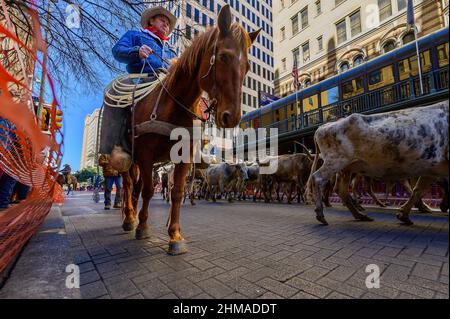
[342, 77, 364, 99]
[302, 94, 318, 112]
[320, 87, 339, 106]
[398, 50, 432, 80]
[437, 43, 449, 67]
[260, 112, 271, 127]
[273, 107, 285, 123]
[368, 65, 394, 90]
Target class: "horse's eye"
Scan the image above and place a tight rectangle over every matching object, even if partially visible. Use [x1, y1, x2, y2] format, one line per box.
[219, 54, 230, 63]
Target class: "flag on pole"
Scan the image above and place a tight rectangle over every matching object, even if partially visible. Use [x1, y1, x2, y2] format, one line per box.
[292, 54, 299, 90]
[258, 91, 280, 107]
[407, 0, 415, 26]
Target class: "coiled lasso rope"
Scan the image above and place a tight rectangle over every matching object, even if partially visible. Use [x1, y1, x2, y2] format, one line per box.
[103, 72, 167, 108]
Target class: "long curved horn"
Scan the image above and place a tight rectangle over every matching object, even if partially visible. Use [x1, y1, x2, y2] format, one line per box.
[294, 141, 314, 161]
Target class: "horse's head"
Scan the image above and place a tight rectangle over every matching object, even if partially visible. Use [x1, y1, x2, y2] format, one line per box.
[199, 5, 260, 128]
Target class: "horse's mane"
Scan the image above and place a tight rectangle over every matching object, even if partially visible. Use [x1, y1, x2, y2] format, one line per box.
[165, 23, 251, 89]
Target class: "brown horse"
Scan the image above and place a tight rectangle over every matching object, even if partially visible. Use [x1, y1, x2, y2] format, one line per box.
[120, 5, 260, 255]
[56, 174, 78, 195]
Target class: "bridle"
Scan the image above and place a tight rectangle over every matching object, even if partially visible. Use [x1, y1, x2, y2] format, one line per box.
[147, 31, 220, 123]
[200, 33, 220, 121]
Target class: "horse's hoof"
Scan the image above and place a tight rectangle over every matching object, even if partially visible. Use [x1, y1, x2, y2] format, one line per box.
[122, 220, 136, 232]
[167, 240, 188, 256]
[357, 215, 374, 222]
[316, 216, 329, 225]
[135, 227, 151, 240]
[190, 201, 196, 206]
[396, 213, 414, 225]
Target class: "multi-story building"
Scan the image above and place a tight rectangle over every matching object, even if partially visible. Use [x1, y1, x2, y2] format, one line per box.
[80, 108, 101, 170]
[273, 0, 448, 97]
[147, 0, 275, 114]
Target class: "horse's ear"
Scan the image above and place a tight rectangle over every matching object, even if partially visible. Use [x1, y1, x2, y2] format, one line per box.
[248, 28, 262, 45]
[218, 4, 232, 36]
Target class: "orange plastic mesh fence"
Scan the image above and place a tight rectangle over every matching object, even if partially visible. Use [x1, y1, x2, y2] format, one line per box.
[0, 1, 64, 274]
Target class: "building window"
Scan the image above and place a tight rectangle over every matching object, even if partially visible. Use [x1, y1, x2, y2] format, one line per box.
[186, 25, 192, 40]
[281, 27, 286, 41]
[335, 0, 346, 6]
[378, 0, 392, 21]
[383, 40, 396, 53]
[303, 79, 311, 88]
[336, 20, 347, 45]
[301, 7, 308, 29]
[402, 32, 415, 44]
[317, 36, 323, 51]
[281, 0, 285, 8]
[339, 61, 350, 72]
[291, 15, 299, 35]
[350, 10, 361, 37]
[186, 3, 192, 18]
[353, 55, 364, 66]
[292, 48, 300, 66]
[302, 41, 310, 62]
[316, 1, 321, 15]
[397, 0, 407, 11]
[194, 8, 200, 23]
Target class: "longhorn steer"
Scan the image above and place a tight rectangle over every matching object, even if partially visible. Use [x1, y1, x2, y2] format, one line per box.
[307, 101, 449, 225]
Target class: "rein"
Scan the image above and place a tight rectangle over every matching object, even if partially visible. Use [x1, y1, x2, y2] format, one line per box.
[148, 33, 220, 123]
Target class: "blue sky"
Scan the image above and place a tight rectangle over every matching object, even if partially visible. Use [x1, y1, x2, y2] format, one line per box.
[59, 82, 105, 172]
[44, 59, 114, 172]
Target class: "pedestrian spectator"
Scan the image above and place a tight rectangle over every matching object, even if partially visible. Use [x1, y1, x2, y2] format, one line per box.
[98, 154, 122, 210]
[0, 117, 30, 210]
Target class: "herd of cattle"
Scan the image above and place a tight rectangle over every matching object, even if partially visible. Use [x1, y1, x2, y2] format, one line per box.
[154, 101, 449, 226]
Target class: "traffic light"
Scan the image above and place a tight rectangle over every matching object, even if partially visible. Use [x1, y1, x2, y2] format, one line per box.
[41, 107, 50, 131]
[54, 109, 63, 129]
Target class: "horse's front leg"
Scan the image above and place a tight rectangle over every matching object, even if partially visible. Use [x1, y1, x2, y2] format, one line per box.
[167, 162, 190, 255]
[121, 169, 137, 231]
[135, 163, 154, 240]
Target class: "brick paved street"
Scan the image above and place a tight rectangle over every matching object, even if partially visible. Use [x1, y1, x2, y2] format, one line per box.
[1, 191, 448, 299]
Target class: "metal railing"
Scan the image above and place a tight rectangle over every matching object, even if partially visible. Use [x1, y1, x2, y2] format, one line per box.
[265, 66, 449, 132]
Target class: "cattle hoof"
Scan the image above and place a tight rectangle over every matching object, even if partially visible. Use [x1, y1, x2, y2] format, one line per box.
[396, 213, 414, 225]
[135, 227, 151, 240]
[316, 216, 329, 225]
[167, 240, 188, 255]
[358, 215, 374, 222]
[122, 220, 136, 232]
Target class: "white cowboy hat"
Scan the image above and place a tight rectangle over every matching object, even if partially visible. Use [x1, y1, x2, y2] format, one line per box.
[141, 6, 177, 34]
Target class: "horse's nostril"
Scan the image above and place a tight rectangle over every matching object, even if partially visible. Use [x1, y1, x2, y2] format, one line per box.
[221, 111, 231, 127]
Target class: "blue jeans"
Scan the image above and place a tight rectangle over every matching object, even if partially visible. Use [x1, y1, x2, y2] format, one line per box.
[104, 176, 122, 206]
[0, 173, 17, 208]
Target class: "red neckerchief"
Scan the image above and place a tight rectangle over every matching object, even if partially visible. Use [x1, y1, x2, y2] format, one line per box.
[144, 26, 169, 41]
